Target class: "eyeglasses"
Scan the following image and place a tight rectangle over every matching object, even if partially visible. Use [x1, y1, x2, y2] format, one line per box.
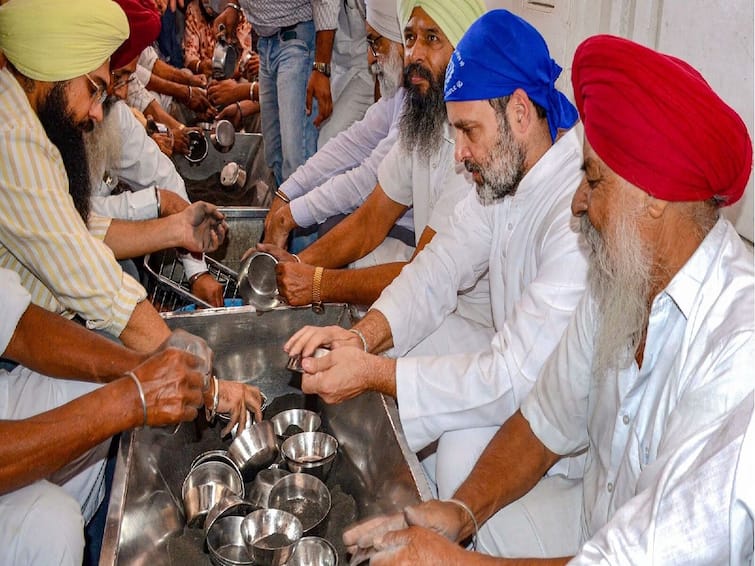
[366, 34, 384, 58]
[110, 71, 135, 92]
[84, 73, 108, 107]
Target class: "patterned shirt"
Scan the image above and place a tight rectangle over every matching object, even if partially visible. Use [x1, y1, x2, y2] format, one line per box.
[239, 0, 339, 37]
[183, 0, 252, 71]
[0, 66, 145, 336]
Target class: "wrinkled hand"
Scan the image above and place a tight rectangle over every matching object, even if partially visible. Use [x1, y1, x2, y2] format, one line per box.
[262, 201, 295, 248]
[306, 70, 332, 128]
[171, 126, 200, 155]
[300, 347, 375, 404]
[190, 72, 208, 87]
[213, 6, 239, 39]
[216, 103, 243, 130]
[151, 132, 174, 156]
[156, 188, 190, 217]
[214, 380, 265, 436]
[276, 261, 315, 306]
[191, 273, 224, 307]
[255, 242, 298, 263]
[370, 526, 472, 566]
[208, 79, 240, 108]
[284, 325, 361, 358]
[186, 86, 215, 115]
[178, 201, 228, 252]
[344, 501, 466, 564]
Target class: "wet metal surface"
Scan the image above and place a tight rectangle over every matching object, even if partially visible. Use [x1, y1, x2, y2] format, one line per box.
[101, 305, 432, 565]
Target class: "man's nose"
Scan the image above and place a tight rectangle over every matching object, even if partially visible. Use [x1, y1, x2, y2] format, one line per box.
[571, 178, 589, 216]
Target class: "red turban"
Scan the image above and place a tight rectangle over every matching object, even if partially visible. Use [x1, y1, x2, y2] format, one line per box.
[572, 35, 752, 206]
[110, 0, 161, 70]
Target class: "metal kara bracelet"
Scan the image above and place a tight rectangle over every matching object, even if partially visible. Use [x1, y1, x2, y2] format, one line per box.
[348, 328, 368, 351]
[126, 371, 148, 428]
[445, 498, 478, 552]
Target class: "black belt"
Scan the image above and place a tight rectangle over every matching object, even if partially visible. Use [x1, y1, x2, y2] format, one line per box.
[278, 23, 298, 41]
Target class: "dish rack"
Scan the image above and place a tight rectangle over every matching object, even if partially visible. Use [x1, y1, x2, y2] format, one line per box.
[142, 249, 242, 312]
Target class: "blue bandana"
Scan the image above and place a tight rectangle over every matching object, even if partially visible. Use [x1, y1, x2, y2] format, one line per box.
[444, 10, 578, 142]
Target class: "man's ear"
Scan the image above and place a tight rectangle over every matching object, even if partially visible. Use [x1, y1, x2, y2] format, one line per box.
[509, 88, 531, 131]
[646, 195, 669, 219]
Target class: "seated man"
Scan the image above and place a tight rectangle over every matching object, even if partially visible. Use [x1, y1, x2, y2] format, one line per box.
[0, 0, 249, 409]
[259, 0, 488, 322]
[285, 10, 587, 497]
[0, 267, 264, 565]
[91, 0, 225, 306]
[262, 0, 415, 269]
[343, 34, 754, 564]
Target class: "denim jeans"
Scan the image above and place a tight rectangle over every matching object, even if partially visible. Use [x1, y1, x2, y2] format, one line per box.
[257, 21, 319, 186]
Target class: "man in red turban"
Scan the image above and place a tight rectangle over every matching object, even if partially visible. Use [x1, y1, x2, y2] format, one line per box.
[337, 35, 754, 566]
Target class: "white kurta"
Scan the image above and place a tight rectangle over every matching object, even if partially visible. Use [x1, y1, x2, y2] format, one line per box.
[377, 124, 493, 331]
[373, 128, 589, 457]
[519, 217, 754, 563]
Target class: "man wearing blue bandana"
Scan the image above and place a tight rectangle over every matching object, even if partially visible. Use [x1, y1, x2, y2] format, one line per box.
[286, 8, 589, 515]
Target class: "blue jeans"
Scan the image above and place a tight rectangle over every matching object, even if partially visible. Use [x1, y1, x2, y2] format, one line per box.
[257, 21, 319, 186]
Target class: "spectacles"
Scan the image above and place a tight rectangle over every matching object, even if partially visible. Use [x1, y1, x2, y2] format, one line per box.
[84, 73, 108, 107]
[110, 71, 135, 91]
[366, 34, 384, 58]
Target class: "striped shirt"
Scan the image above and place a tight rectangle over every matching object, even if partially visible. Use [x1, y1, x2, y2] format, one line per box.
[0, 66, 145, 336]
[240, 0, 340, 37]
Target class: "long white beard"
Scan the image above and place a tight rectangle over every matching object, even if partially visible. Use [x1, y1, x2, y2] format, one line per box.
[374, 45, 403, 99]
[580, 213, 652, 379]
[85, 103, 123, 190]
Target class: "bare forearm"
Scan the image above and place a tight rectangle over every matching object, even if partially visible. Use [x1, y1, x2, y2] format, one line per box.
[454, 411, 561, 539]
[153, 59, 195, 85]
[353, 309, 394, 353]
[314, 30, 335, 64]
[104, 217, 183, 258]
[145, 73, 191, 103]
[3, 304, 145, 383]
[118, 300, 171, 352]
[298, 218, 386, 268]
[321, 262, 405, 305]
[0, 377, 140, 495]
[144, 100, 182, 129]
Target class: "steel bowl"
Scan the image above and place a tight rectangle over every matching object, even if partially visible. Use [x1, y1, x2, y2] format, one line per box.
[206, 515, 254, 566]
[182, 460, 244, 528]
[287, 536, 339, 566]
[228, 420, 279, 481]
[184, 129, 208, 163]
[238, 252, 279, 311]
[270, 409, 321, 439]
[190, 449, 235, 472]
[241, 508, 303, 566]
[281, 432, 338, 480]
[286, 348, 331, 373]
[204, 493, 258, 543]
[247, 467, 291, 509]
[268, 473, 331, 534]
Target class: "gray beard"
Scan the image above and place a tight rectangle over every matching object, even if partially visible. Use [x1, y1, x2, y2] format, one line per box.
[580, 213, 652, 379]
[470, 112, 526, 204]
[398, 63, 447, 161]
[85, 99, 123, 191]
[373, 45, 403, 99]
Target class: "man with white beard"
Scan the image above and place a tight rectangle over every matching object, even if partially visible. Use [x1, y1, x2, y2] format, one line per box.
[285, 10, 587, 503]
[261, 0, 416, 268]
[340, 34, 754, 565]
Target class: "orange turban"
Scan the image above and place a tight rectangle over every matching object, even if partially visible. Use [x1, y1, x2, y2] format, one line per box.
[572, 35, 752, 206]
[111, 0, 161, 70]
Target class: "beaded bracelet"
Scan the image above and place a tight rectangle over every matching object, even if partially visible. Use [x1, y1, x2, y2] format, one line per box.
[125, 371, 148, 428]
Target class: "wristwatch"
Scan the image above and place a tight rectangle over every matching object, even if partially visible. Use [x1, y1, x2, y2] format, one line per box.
[312, 61, 331, 77]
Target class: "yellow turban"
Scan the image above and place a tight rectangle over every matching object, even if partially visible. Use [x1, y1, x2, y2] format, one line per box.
[398, 0, 485, 47]
[0, 0, 129, 82]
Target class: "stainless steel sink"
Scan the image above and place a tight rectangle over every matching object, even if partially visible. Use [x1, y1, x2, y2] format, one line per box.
[100, 305, 432, 565]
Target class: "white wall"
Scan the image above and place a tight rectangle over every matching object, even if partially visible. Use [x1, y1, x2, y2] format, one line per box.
[486, 0, 755, 241]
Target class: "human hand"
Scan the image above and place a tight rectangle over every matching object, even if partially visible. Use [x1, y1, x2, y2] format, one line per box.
[213, 6, 239, 40]
[344, 501, 467, 563]
[190, 72, 209, 87]
[156, 188, 190, 217]
[186, 86, 215, 115]
[151, 132, 174, 156]
[171, 126, 200, 155]
[240, 52, 260, 80]
[262, 201, 296, 248]
[213, 380, 265, 436]
[284, 325, 362, 358]
[255, 242, 298, 263]
[306, 70, 332, 128]
[275, 261, 316, 306]
[191, 273, 224, 307]
[299, 347, 376, 404]
[178, 201, 228, 252]
[216, 102, 243, 130]
[369, 526, 472, 566]
[208, 79, 240, 108]
[129, 346, 204, 427]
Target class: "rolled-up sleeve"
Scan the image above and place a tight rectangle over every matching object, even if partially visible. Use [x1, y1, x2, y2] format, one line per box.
[0, 268, 31, 355]
[311, 0, 340, 30]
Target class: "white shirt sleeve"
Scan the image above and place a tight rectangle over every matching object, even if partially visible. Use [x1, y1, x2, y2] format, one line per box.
[0, 268, 31, 355]
[377, 141, 414, 207]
